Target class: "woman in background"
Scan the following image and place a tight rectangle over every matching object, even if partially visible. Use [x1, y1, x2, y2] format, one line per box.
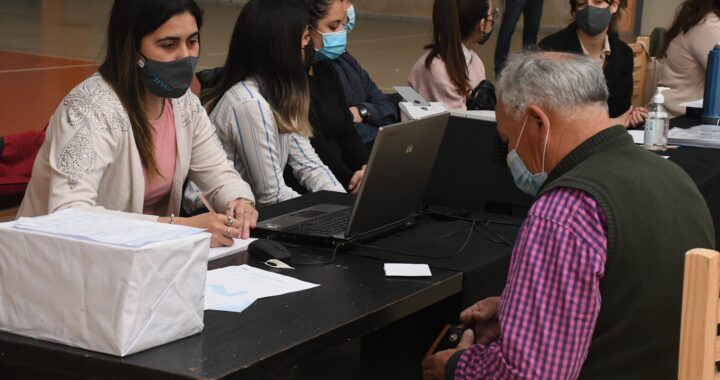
[309, 0, 398, 148]
[201, 0, 345, 207]
[18, 0, 257, 247]
[305, 0, 369, 194]
[539, 0, 645, 127]
[660, 0, 720, 117]
[407, 0, 495, 111]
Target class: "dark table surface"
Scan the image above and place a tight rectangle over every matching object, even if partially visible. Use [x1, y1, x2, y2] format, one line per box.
[256, 191, 522, 305]
[0, 193, 478, 380]
[666, 116, 720, 246]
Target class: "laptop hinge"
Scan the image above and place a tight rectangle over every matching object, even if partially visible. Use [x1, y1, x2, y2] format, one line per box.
[349, 214, 418, 244]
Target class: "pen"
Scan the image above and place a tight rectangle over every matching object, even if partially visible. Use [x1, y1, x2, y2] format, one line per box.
[198, 193, 216, 214]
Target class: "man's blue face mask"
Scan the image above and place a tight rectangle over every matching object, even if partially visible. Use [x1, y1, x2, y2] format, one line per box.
[506, 115, 549, 196]
[312, 26, 347, 60]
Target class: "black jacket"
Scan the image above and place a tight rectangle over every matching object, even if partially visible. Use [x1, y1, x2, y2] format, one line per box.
[539, 22, 634, 118]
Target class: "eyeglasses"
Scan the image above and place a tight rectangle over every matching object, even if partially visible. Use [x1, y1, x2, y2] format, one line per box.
[488, 7, 501, 23]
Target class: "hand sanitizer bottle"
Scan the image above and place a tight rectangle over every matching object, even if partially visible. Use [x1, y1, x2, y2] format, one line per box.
[644, 87, 669, 151]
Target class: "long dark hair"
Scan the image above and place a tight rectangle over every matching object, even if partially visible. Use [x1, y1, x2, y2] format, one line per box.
[202, 0, 312, 136]
[661, 0, 720, 57]
[569, 0, 624, 35]
[99, 0, 203, 178]
[306, 0, 335, 27]
[425, 0, 490, 97]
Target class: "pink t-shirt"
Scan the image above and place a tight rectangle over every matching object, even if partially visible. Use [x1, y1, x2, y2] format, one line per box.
[407, 47, 486, 111]
[143, 99, 177, 215]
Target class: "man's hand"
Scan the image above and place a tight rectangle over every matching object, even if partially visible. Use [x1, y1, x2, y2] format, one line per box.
[460, 296, 501, 345]
[421, 329, 474, 380]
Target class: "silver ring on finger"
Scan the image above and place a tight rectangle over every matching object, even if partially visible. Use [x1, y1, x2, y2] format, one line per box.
[224, 226, 231, 238]
[226, 216, 234, 227]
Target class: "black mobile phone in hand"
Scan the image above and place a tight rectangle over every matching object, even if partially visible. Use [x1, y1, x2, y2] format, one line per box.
[426, 324, 472, 356]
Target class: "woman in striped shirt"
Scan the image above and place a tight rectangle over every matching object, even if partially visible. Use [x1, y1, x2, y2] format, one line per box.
[200, 0, 345, 207]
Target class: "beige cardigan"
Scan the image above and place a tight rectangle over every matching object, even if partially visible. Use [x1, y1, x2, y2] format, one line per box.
[661, 13, 720, 117]
[17, 74, 254, 220]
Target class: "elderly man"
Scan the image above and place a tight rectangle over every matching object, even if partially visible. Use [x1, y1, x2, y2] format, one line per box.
[422, 51, 715, 379]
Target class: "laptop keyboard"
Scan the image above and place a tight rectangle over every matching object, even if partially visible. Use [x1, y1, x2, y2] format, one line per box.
[286, 208, 351, 235]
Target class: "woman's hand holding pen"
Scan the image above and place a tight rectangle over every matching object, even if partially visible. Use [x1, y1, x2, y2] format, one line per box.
[161, 195, 258, 248]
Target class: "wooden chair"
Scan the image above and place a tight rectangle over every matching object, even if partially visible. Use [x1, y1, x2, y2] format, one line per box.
[628, 37, 649, 108]
[678, 248, 720, 380]
[0, 207, 17, 222]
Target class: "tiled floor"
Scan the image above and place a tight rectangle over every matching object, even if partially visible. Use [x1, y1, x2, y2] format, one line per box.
[0, 0, 548, 136]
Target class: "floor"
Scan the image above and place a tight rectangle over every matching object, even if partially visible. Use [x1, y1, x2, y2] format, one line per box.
[0, 0, 549, 136]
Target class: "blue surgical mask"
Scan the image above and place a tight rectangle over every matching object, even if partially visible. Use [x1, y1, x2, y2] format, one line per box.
[345, 5, 356, 33]
[506, 116, 549, 196]
[312, 26, 347, 60]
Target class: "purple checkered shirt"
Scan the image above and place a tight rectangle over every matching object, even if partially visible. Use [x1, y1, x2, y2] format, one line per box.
[455, 187, 607, 379]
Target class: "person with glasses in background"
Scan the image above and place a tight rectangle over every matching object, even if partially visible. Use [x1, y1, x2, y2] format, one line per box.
[298, 0, 372, 194]
[311, 0, 399, 149]
[408, 0, 497, 111]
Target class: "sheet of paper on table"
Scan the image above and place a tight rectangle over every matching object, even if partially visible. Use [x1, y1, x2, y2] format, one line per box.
[208, 238, 257, 261]
[204, 265, 319, 313]
[668, 126, 720, 149]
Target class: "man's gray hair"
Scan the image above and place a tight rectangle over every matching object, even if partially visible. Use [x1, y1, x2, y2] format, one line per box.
[497, 51, 609, 120]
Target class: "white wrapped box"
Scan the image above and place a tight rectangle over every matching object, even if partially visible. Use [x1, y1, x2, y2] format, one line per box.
[0, 222, 211, 356]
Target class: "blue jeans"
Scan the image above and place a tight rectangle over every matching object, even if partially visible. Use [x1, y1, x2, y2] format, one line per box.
[493, 0, 544, 76]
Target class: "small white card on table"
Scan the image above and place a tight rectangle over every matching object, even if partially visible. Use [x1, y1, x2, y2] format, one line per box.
[384, 263, 432, 277]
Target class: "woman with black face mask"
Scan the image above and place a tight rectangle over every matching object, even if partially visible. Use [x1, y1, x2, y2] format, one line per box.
[17, 0, 259, 248]
[660, 0, 720, 117]
[539, 0, 646, 128]
[408, 0, 496, 111]
[201, 0, 346, 207]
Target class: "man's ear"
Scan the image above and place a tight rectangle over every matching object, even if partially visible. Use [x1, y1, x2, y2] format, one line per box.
[526, 104, 551, 146]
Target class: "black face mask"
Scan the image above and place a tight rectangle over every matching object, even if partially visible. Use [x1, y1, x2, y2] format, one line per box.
[575, 5, 612, 36]
[137, 55, 198, 98]
[304, 40, 317, 72]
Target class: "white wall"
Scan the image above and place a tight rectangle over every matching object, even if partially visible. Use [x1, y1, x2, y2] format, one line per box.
[640, 0, 682, 35]
[198, 0, 684, 36]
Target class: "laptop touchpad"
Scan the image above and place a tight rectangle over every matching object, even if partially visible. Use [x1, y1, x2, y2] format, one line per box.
[291, 210, 327, 218]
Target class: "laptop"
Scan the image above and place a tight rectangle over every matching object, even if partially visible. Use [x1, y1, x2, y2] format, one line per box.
[253, 112, 450, 246]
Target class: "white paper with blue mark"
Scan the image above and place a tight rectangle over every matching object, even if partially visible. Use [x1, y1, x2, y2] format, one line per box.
[205, 265, 319, 313]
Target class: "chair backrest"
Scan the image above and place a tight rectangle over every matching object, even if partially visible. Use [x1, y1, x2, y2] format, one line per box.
[628, 38, 649, 108]
[678, 248, 720, 380]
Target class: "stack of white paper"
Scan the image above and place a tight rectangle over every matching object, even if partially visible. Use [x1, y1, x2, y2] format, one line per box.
[204, 265, 319, 313]
[668, 126, 720, 149]
[13, 208, 203, 247]
[208, 238, 257, 261]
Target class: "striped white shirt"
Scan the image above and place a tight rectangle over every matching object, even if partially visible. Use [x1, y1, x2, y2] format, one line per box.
[210, 78, 345, 207]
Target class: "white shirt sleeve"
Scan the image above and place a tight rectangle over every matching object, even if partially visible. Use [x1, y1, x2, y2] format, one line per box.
[286, 133, 346, 194]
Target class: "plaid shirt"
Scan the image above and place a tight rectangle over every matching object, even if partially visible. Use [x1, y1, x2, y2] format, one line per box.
[454, 187, 608, 379]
